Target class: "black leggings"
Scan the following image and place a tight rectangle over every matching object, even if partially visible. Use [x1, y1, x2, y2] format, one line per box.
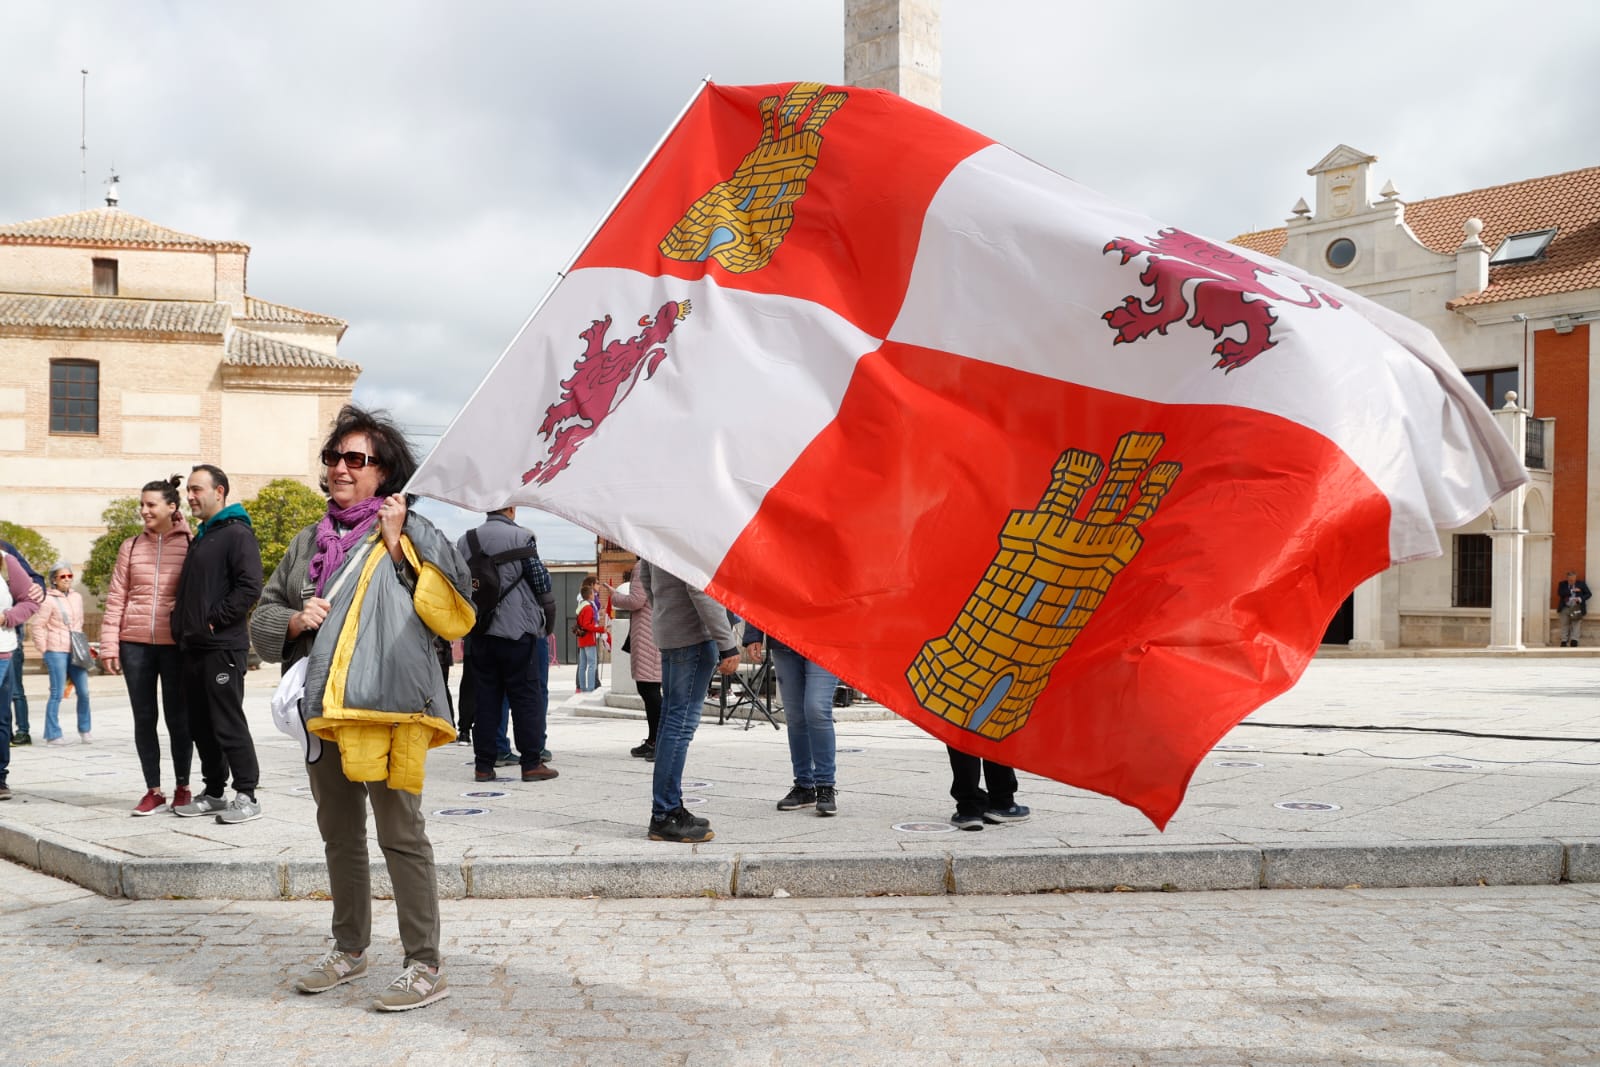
[637, 681, 662, 745]
[120, 642, 191, 789]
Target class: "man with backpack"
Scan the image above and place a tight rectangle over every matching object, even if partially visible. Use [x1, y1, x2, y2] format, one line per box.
[456, 507, 558, 784]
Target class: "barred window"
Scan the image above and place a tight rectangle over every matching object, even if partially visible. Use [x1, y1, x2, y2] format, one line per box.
[1452, 533, 1492, 608]
[50, 359, 99, 435]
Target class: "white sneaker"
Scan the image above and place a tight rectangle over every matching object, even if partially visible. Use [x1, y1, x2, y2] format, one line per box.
[79, 732, 93, 744]
[215, 792, 261, 825]
[373, 962, 450, 1012]
[45, 737, 72, 747]
[173, 792, 229, 818]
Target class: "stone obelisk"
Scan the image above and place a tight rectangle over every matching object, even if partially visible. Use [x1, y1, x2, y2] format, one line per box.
[843, 0, 941, 110]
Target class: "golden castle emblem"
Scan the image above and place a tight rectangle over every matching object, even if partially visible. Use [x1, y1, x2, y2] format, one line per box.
[907, 432, 1181, 740]
[660, 82, 848, 274]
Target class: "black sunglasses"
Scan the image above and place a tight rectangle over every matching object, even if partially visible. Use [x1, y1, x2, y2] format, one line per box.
[321, 448, 379, 470]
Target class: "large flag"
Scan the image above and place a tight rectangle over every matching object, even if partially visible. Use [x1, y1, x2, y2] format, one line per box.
[410, 82, 1525, 827]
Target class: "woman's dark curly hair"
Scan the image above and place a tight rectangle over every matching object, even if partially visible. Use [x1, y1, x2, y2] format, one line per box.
[318, 404, 418, 499]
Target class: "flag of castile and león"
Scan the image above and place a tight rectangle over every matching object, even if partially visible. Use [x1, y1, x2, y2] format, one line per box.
[408, 81, 1525, 827]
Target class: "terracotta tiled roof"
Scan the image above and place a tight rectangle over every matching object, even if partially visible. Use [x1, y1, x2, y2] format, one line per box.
[241, 296, 346, 329]
[1422, 166, 1600, 307]
[0, 208, 248, 252]
[1230, 228, 1287, 257]
[0, 293, 229, 335]
[1228, 165, 1600, 308]
[226, 329, 360, 372]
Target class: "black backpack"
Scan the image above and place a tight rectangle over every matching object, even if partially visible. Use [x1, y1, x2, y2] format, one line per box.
[465, 528, 542, 637]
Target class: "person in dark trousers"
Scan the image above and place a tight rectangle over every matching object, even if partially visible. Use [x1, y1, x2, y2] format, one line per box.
[609, 560, 661, 761]
[433, 636, 456, 728]
[99, 475, 194, 815]
[946, 745, 1031, 830]
[171, 464, 264, 825]
[456, 508, 558, 784]
[1557, 570, 1591, 647]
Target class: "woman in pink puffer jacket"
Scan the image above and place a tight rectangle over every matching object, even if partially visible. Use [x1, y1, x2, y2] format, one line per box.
[33, 564, 91, 745]
[99, 475, 193, 815]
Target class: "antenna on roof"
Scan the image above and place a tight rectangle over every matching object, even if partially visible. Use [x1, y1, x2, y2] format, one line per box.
[80, 69, 88, 210]
[105, 168, 120, 208]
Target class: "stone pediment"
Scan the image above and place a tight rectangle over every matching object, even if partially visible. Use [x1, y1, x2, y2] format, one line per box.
[1307, 145, 1377, 176]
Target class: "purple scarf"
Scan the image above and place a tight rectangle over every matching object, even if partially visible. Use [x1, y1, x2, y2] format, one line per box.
[306, 496, 384, 597]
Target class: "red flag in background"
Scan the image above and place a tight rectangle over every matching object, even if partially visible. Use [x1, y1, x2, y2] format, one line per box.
[409, 82, 1525, 827]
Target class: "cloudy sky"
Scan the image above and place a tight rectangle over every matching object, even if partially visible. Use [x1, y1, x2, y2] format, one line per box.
[5, 1, 1597, 556]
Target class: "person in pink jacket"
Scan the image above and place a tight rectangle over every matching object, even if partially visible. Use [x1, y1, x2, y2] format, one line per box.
[34, 564, 92, 745]
[609, 559, 661, 760]
[100, 476, 194, 815]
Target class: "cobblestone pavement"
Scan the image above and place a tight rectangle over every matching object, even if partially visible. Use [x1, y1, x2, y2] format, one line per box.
[4, 859, 1597, 1065]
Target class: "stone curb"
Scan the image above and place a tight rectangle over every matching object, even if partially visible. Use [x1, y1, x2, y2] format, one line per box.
[5, 823, 1596, 900]
[951, 845, 1263, 894]
[1261, 839, 1568, 889]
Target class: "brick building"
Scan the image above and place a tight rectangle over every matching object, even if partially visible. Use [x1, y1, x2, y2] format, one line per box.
[1232, 147, 1600, 647]
[0, 198, 358, 569]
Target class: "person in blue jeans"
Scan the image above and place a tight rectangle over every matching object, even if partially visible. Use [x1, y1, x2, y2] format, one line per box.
[573, 577, 605, 692]
[1, 547, 46, 799]
[34, 565, 93, 744]
[0, 539, 44, 746]
[644, 560, 738, 843]
[743, 622, 839, 817]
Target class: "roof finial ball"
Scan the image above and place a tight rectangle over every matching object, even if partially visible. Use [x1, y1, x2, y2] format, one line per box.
[1463, 216, 1483, 239]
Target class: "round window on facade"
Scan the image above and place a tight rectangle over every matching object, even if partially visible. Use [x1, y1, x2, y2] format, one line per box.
[1325, 238, 1357, 269]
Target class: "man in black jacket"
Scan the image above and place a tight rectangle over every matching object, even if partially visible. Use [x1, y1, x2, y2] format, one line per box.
[172, 464, 264, 824]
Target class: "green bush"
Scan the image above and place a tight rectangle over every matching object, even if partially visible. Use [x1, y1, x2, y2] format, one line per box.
[82, 499, 142, 596]
[244, 478, 327, 584]
[0, 521, 57, 576]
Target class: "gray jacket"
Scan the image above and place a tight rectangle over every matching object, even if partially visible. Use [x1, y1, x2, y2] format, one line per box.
[251, 511, 470, 728]
[646, 561, 736, 652]
[455, 514, 556, 640]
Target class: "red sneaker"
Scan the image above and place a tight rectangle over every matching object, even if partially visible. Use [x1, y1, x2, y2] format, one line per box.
[171, 786, 193, 811]
[133, 789, 168, 816]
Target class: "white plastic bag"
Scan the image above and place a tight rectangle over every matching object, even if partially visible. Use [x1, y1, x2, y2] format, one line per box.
[269, 657, 322, 762]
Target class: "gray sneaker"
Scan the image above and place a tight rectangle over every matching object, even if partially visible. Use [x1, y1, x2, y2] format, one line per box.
[373, 962, 450, 1012]
[172, 792, 229, 818]
[294, 946, 368, 993]
[215, 792, 262, 825]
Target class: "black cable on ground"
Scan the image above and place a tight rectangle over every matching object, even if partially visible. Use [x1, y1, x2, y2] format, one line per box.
[1239, 722, 1600, 744]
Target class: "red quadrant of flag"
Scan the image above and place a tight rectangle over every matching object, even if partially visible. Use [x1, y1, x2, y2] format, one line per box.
[710, 342, 1392, 826]
[576, 82, 992, 338]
